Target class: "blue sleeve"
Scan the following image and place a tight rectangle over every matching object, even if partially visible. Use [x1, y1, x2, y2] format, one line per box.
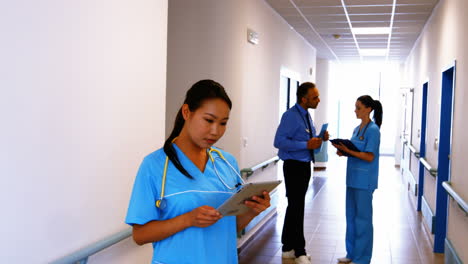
[274, 111, 308, 151]
[125, 155, 160, 226]
[363, 126, 380, 154]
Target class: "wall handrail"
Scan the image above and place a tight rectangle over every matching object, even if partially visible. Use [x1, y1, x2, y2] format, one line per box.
[419, 157, 437, 177]
[408, 144, 420, 158]
[442, 181, 468, 216]
[50, 228, 132, 264]
[240, 156, 279, 178]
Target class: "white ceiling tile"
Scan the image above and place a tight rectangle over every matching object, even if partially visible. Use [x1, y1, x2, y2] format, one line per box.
[344, 0, 393, 5]
[294, 0, 343, 7]
[398, 0, 438, 4]
[265, 0, 440, 61]
[348, 14, 392, 22]
[298, 6, 345, 15]
[396, 4, 435, 13]
[347, 5, 393, 14]
[265, 0, 295, 9]
[394, 13, 431, 20]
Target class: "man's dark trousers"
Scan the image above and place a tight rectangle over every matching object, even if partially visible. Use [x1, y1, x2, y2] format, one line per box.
[281, 159, 312, 257]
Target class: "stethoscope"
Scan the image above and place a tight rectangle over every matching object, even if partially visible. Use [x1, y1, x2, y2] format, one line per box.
[155, 147, 245, 209]
[355, 122, 370, 141]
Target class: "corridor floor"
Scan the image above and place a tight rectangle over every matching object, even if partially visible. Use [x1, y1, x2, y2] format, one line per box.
[238, 156, 444, 264]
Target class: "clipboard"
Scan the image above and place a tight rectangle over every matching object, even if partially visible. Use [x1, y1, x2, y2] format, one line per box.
[217, 180, 282, 216]
[330, 138, 360, 156]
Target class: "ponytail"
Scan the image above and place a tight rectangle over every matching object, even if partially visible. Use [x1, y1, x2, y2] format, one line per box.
[372, 100, 383, 128]
[357, 95, 383, 128]
[163, 108, 192, 179]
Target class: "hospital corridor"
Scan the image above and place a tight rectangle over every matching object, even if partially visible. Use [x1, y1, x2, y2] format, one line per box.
[238, 155, 444, 264]
[2, 0, 468, 263]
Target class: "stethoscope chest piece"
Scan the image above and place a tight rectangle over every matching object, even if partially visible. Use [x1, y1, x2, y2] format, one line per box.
[156, 199, 167, 210]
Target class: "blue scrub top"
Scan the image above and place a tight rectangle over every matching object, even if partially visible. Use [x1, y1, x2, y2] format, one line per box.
[346, 122, 380, 190]
[125, 145, 241, 264]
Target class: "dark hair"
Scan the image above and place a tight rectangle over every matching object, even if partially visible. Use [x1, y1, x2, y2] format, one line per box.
[164, 79, 232, 179]
[296, 82, 316, 103]
[357, 95, 383, 128]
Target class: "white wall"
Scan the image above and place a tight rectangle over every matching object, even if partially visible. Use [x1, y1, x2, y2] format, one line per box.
[0, 1, 167, 262]
[402, 0, 468, 261]
[166, 0, 317, 173]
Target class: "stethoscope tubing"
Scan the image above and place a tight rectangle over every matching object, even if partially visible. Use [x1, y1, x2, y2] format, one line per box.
[156, 147, 244, 209]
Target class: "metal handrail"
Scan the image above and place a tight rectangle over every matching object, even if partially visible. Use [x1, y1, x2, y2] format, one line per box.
[240, 156, 279, 178]
[408, 144, 420, 158]
[50, 228, 132, 264]
[420, 157, 437, 177]
[442, 181, 468, 216]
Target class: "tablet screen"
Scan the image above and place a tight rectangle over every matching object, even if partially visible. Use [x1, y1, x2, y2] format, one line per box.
[217, 180, 282, 216]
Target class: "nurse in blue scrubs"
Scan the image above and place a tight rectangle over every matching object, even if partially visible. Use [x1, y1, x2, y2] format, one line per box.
[332, 95, 383, 264]
[125, 80, 271, 264]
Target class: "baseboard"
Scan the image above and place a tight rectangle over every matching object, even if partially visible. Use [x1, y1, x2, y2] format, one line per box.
[407, 170, 418, 196]
[421, 196, 435, 234]
[313, 162, 327, 168]
[445, 239, 463, 264]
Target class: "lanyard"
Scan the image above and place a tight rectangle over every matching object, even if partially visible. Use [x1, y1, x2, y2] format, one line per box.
[295, 104, 313, 137]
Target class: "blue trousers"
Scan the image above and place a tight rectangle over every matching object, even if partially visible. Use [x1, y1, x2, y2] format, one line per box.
[345, 187, 374, 264]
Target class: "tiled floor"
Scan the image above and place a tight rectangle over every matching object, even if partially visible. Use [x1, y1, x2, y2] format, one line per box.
[238, 155, 445, 264]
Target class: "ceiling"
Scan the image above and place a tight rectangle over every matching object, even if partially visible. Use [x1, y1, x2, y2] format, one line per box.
[265, 0, 440, 63]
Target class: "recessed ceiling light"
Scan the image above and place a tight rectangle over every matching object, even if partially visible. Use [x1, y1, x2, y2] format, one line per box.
[359, 49, 388, 56]
[352, 27, 391, 34]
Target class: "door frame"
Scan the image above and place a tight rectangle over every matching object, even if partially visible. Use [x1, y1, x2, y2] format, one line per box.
[433, 60, 456, 253]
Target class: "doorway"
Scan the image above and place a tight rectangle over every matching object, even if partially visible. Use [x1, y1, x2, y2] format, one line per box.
[433, 63, 456, 253]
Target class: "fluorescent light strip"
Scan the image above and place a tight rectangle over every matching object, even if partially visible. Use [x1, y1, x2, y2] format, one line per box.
[386, 0, 397, 61]
[340, 0, 362, 62]
[289, 0, 340, 63]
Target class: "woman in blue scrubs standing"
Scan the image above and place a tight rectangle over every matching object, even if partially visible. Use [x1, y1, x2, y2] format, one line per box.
[332, 95, 383, 264]
[125, 80, 271, 264]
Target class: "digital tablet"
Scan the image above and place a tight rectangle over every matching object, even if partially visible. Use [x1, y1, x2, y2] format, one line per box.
[217, 180, 282, 216]
[330, 138, 360, 156]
